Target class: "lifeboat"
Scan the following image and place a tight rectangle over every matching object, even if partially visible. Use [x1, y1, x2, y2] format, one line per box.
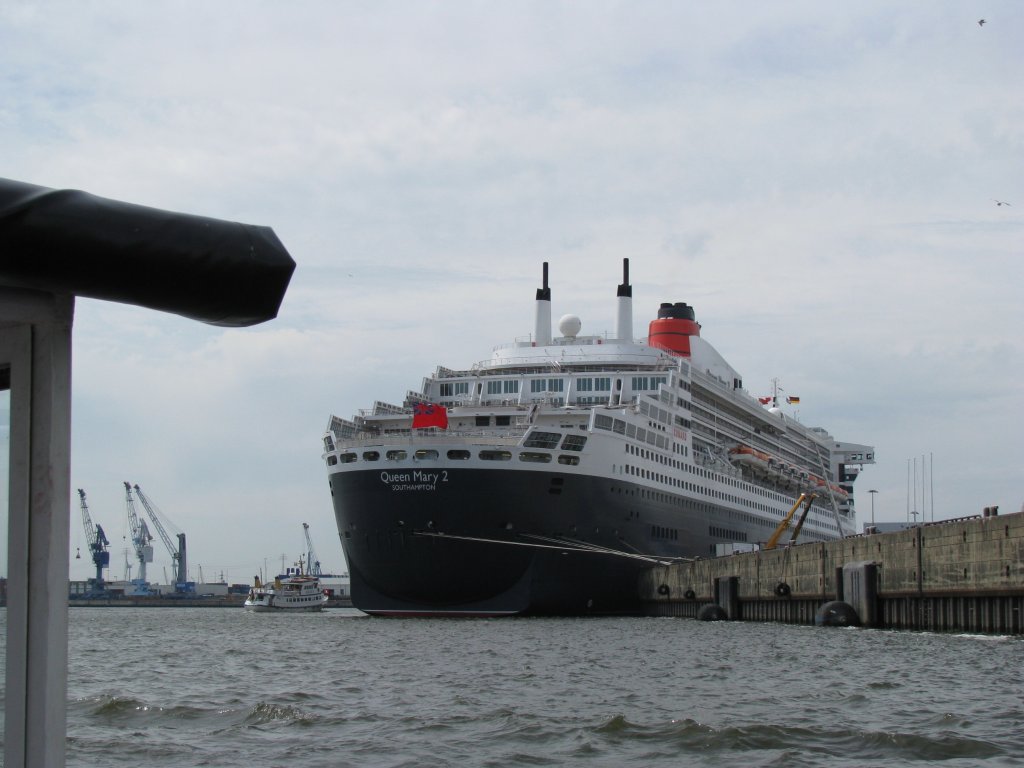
[809, 474, 849, 499]
[728, 445, 772, 472]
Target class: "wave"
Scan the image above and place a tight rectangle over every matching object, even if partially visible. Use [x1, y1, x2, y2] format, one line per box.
[77, 695, 210, 722]
[245, 701, 320, 727]
[589, 714, 1008, 763]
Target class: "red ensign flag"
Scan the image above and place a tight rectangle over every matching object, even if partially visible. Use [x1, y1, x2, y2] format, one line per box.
[412, 402, 448, 429]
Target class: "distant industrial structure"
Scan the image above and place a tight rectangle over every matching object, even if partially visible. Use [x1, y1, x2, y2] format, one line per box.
[75, 489, 111, 597]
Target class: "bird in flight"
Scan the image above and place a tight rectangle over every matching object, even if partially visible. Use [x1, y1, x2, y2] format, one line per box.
[994, 200, 1011, 207]
[978, 19, 986, 26]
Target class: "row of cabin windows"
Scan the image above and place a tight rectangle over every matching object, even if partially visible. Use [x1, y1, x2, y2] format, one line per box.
[621, 439, 840, 534]
[631, 376, 667, 391]
[523, 431, 588, 452]
[625, 458, 835, 526]
[439, 376, 666, 398]
[606, 478, 838, 537]
[486, 380, 521, 395]
[709, 526, 747, 542]
[439, 382, 471, 397]
[651, 525, 678, 540]
[531, 378, 565, 393]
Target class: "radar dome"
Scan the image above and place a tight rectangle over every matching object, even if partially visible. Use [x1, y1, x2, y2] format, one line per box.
[558, 314, 582, 338]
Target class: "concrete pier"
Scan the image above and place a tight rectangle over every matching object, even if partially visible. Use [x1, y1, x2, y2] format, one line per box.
[641, 509, 1024, 634]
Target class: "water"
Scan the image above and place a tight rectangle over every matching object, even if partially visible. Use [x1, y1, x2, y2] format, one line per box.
[10, 609, 1024, 766]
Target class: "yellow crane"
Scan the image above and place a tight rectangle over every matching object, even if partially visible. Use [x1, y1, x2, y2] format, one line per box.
[765, 493, 817, 550]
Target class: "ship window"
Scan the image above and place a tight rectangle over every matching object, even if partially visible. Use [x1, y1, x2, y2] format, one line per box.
[327, 455, 337, 466]
[362, 451, 380, 461]
[487, 380, 502, 395]
[476, 415, 490, 426]
[440, 383, 454, 397]
[339, 452, 357, 463]
[504, 380, 519, 393]
[386, 450, 407, 460]
[613, 419, 626, 435]
[524, 430, 561, 449]
[479, 450, 512, 461]
[324, 435, 335, 452]
[548, 378, 565, 392]
[595, 414, 613, 431]
[414, 449, 439, 460]
[495, 415, 511, 426]
[595, 377, 611, 391]
[446, 450, 471, 460]
[577, 377, 593, 392]
[519, 452, 552, 463]
[558, 455, 580, 466]
[561, 434, 587, 451]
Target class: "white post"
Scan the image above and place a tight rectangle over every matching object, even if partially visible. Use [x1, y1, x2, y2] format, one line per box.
[2, 287, 74, 768]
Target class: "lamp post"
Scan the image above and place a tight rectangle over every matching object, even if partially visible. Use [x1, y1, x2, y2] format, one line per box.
[869, 489, 878, 526]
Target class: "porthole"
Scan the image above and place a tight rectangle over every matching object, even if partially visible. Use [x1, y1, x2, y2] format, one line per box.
[479, 450, 512, 461]
[520, 452, 552, 463]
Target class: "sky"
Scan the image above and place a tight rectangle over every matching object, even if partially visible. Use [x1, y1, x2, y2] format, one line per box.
[1, 2, 1021, 584]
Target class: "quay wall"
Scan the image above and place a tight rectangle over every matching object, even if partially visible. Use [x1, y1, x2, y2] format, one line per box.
[640, 509, 1024, 634]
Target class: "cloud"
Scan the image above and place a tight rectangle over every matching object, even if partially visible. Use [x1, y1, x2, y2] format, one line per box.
[2, 1, 1021, 581]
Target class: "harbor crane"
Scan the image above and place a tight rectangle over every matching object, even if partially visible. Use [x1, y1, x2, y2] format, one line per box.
[76, 489, 110, 595]
[303, 522, 322, 577]
[123, 481, 155, 595]
[133, 483, 194, 594]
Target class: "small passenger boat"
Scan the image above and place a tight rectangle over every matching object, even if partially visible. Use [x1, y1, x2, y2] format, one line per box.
[243, 570, 328, 612]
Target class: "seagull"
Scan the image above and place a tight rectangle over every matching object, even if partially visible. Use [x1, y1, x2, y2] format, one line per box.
[978, 18, 986, 26]
[994, 200, 1011, 206]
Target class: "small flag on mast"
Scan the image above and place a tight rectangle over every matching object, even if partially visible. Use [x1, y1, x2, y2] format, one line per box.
[786, 396, 800, 405]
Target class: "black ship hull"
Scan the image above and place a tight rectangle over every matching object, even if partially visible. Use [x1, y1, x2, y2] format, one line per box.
[328, 464, 791, 616]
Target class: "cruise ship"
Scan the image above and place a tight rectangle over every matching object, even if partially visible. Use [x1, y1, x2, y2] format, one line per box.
[322, 260, 874, 616]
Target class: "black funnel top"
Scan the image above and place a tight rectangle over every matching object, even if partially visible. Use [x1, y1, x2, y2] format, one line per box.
[657, 302, 696, 321]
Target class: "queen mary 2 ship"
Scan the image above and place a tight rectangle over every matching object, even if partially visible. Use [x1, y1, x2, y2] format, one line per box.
[322, 260, 874, 616]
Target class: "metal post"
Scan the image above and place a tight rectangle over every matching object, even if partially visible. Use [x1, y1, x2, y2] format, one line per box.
[2, 287, 74, 768]
[869, 489, 878, 526]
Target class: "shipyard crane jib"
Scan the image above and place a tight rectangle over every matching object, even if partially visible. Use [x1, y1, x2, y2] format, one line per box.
[132, 483, 194, 593]
[76, 489, 110, 595]
[303, 522, 323, 577]
[122, 481, 154, 595]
